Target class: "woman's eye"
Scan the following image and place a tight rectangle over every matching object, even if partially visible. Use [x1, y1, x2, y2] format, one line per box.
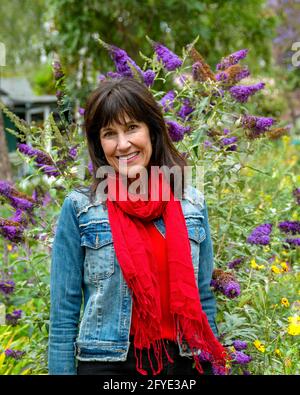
[128, 124, 137, 131]
[103, 131, 114, 137]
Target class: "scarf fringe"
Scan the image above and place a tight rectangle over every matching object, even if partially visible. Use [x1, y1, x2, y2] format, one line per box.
[133, 338, 175, 376]
[175, 313, 229, 371]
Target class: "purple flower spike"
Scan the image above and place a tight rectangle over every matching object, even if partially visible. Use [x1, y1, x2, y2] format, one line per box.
[221, 136, 238, 151]
[6, 309, 22, 326]
[106, 71, 122, 79]
[228, 257, 244, 269]
[5, 349, 25, 360]
[254, 117, 275, 131]
[177, 99, 194, 120]
[229, 82, 265, 103]
[223, 281, 241, 298]
[217, 49, 248, 71]
[243, 114, 275, 137]
[212, 364, 228, 375]
[278, 221, 300, 235]
[88, 161, 93, 175]
[53, 61, 64, 80]
[0, 280, 15, 295]
[233, 340, 248, 351]
[247, 223, 272, 245]
[235, 68, 251, 82]
[0, 223, 24, 243]
[0, 180, 13, 197]
[109, 46, 142, 78]
[68, 146, 78, 160]
[159, 91, 176, 112]
[143, 70, 156, 87]
[216, 71, 229, 81]
[166, 120, 190, 142]
[211, 269, 241, 299]
[10, 196, 34, 211]
[36, 164, 60, 177]
[153, 42, 182, 71]
[232, 351, 252, 365]
[285, 238, 300, 247]
[17, 143, 59, 177]
[11, 209, 26, 224]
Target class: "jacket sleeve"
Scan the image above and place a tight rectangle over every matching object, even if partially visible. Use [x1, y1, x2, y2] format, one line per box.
[197, 200, 219, 337]
[48, 195, 84, 375]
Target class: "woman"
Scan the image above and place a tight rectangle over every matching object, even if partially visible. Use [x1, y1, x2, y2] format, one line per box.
[48, 78, 228, 376]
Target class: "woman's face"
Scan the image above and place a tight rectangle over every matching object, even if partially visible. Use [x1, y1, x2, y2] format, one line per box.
[99, 114, 152, 178]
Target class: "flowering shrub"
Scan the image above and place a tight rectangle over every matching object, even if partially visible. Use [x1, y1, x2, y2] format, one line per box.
[0, 36, 299, 374]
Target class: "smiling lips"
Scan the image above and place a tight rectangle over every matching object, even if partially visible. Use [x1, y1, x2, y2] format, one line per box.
[116, 151, 140, 163]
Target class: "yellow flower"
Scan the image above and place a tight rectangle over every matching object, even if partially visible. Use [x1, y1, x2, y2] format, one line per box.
[250, 259, 265, 270]
[280, 262, 289, 272]
[263, 246, 270, 253]
[281, 250, 289, 256]
[288, 316, 300, 324]
[291, 211, 298, 221]
[275, 349, 281, 357]
[250, 259, 258, 269]
[274, 256, 281, 264]
[281, 298, 290, 307]
[287, 316, 300, 336]
[271, 265, 282, 274]
[253, 340, 265, 352]
[7, 244, 13, 251]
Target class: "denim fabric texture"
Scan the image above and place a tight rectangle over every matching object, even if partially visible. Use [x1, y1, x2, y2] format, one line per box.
[48, 185, 219, 375]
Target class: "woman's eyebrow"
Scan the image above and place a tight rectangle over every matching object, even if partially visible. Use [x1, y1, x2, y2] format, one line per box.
[100, 120, 137, 133]
[100, 126, 114, 133]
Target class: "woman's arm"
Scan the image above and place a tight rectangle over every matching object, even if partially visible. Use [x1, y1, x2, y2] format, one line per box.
[197, 200, 219, 337]
[48, 195, 84, 375]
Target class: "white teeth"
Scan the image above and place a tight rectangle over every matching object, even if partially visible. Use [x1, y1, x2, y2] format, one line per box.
[117, 152, 139, 160]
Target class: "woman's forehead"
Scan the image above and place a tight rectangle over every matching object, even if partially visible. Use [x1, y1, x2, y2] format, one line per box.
[102, 112, 137, 128]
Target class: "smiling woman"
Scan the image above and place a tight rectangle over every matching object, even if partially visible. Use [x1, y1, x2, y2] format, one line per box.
[48, 77, 228, 376]
[99, 115, 153, 179]
[83, 78, 187, 198]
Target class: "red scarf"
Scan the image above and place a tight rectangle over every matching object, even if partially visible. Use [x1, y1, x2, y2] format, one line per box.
[106, 172, 228, 375]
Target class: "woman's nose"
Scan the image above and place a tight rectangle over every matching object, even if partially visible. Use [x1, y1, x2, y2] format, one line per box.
[117, 134, 131, 151]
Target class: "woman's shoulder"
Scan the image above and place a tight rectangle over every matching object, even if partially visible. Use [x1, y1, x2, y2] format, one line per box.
[65, 186, 109, 218]
[64, 186, 96, 213]
[183, 185, 205, 209]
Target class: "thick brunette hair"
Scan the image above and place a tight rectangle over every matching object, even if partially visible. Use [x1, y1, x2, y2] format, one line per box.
[83, 77, 187, 200]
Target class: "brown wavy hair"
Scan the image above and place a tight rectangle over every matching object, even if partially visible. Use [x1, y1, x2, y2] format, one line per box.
[82, 77, 187, 201]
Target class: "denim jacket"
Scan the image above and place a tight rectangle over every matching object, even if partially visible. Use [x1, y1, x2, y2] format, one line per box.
[48, 185, 218, 375]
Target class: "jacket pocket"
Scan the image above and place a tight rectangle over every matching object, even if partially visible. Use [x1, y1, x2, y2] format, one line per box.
[80, 221, 115, 282]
